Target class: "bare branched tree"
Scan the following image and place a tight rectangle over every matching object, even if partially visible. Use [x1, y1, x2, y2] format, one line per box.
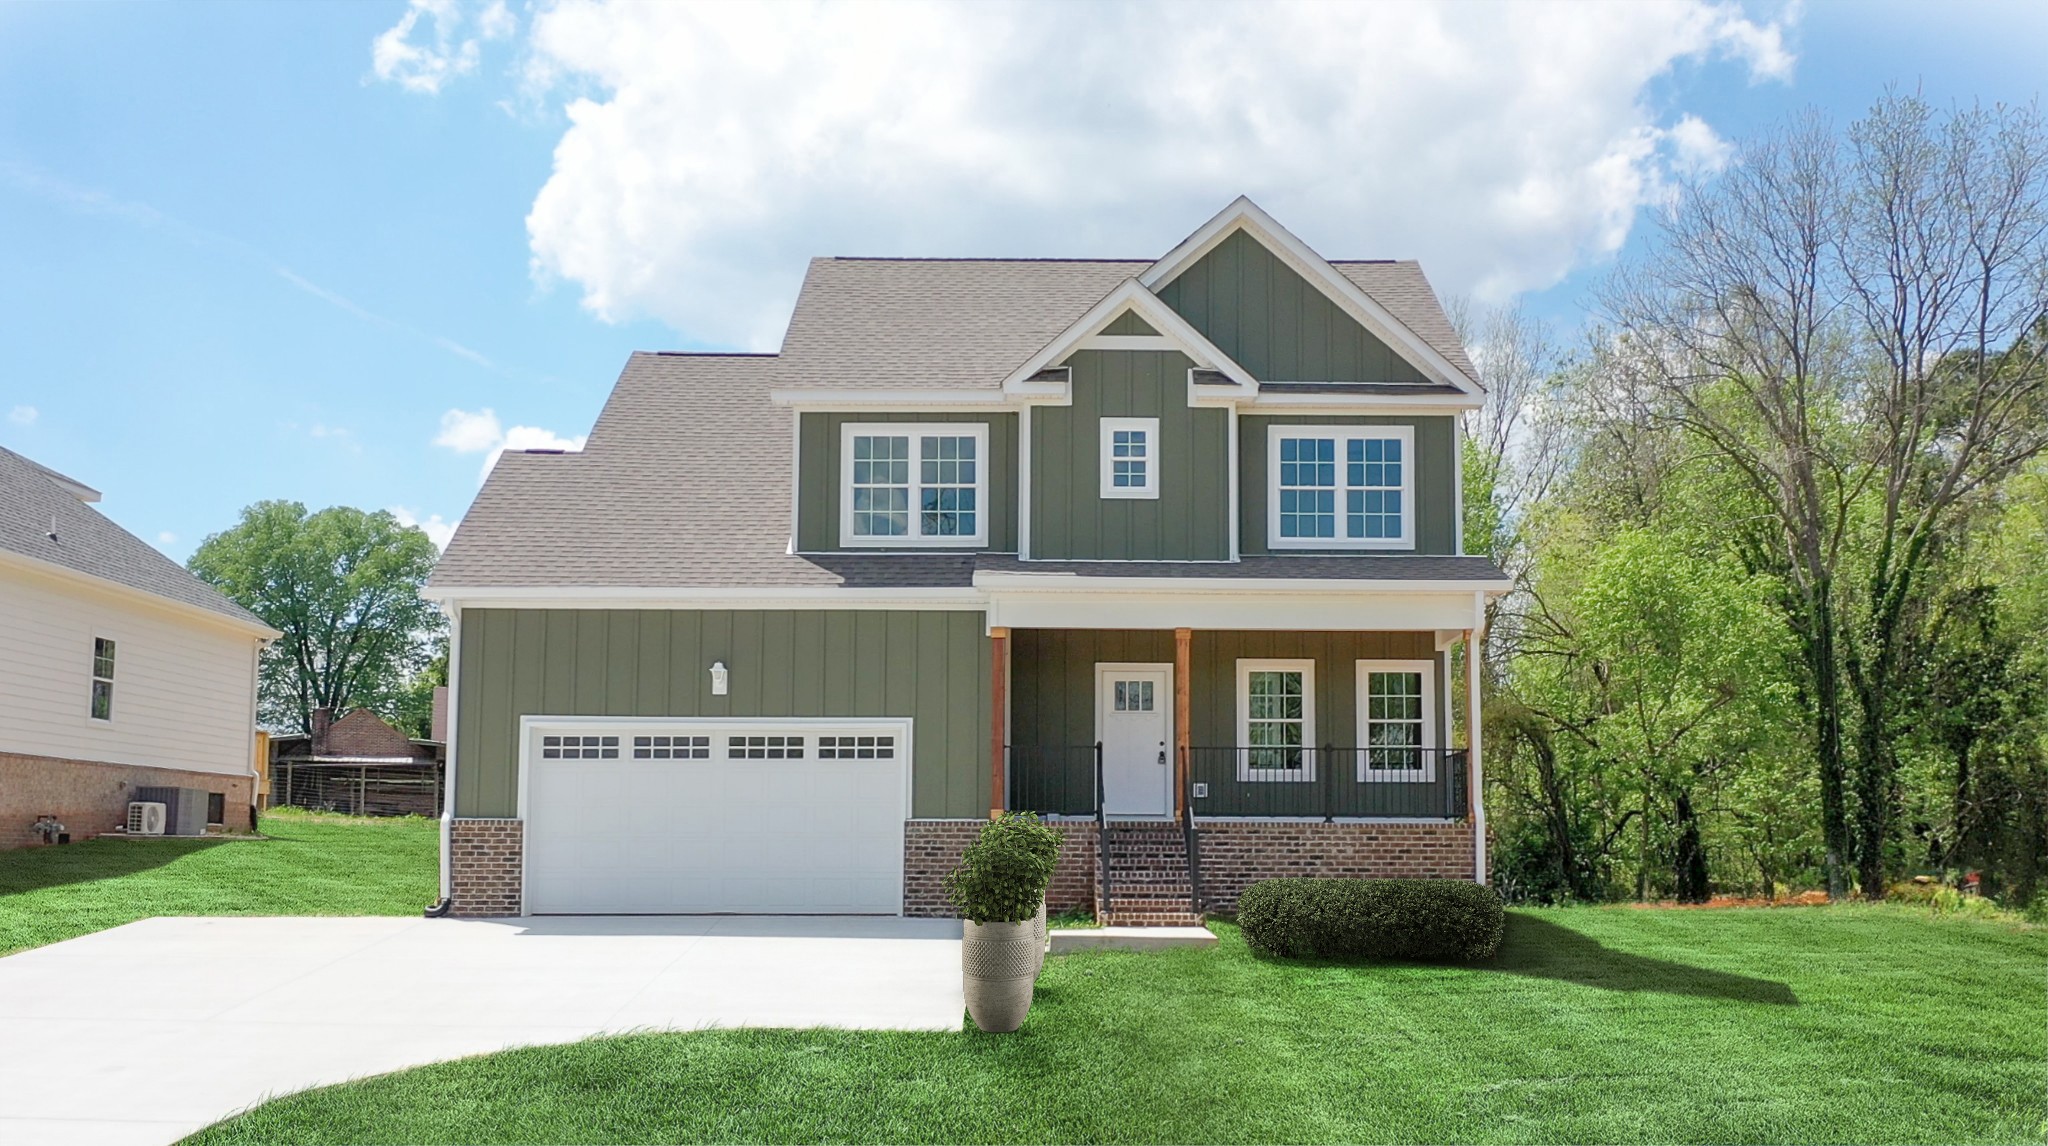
[1596, 93, 2048, 898]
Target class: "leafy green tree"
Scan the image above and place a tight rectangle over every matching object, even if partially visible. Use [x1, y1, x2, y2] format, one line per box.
[188, 501, 444, 734]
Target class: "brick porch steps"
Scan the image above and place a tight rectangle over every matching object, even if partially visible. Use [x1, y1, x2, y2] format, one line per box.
[1099, 821, 1204, 927]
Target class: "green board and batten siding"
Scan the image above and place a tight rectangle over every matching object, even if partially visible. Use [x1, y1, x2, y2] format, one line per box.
[454, 609, 991, 820]
[1029, 350, 1231, 560]
[1240, 415, 1460, 555]
[796, 412, 1018, 553]
[1156, 229, 1428, 385]
[1008, 629, 1452, 817]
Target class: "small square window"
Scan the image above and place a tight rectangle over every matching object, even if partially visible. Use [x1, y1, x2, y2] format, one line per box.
[1100, 417, 1160, 499]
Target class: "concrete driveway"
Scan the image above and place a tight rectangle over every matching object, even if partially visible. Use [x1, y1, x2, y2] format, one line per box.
[0, 914, 964, 1146]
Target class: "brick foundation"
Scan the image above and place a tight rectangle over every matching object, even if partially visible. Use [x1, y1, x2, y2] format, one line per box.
[1193, 820, 1477, 914]
[444, 816, 1472, 920]
[904, 819, 1100, 917]
[449, 818, 523, 916]
[0, 750, 254, 850]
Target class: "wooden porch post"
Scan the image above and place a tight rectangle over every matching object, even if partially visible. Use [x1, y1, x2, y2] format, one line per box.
[990, 627, 1010, 819]
[1174, 627, 1192, 819]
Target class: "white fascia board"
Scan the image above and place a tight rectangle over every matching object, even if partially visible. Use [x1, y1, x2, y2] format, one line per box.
[769, 388, 1014, 408]
[0, 546, 281, 639]
[1140, 197, 1484, 396]
[999, 279, 1258, 397]
[1243, 392, 1483, 413]
[973, 571, 1512, 594]
[985, 587, 1492, 632]
[420, 584, 988, 611]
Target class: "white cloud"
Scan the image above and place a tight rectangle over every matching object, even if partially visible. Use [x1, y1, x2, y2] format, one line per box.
[155, 531, 177, 546]
[372, 0, 517, 95]
[433, 406, 586, 481]
[502, 0, 1796, 346]
[7, 405, 36, 426]
[390, 506, 458, 551]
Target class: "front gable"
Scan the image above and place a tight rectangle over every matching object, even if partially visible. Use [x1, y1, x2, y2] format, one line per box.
[1156, 229, 1428, 386]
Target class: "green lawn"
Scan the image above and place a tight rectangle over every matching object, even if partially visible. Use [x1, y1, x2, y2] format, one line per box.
[0, 809, 437, 956]
[190, 905, 2046, 1145]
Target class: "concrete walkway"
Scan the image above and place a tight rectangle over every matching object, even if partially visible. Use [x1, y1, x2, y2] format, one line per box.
[0, 914, 964, 1146]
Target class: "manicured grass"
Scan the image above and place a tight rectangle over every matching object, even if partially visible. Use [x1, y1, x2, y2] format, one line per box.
[0, 809, 437, 956]
[191, 906, 2045, 1145]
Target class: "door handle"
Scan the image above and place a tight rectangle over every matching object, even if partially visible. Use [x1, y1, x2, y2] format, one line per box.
[1157, 746, 1168, 766]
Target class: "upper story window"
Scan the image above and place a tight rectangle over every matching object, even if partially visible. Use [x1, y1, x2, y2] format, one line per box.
[840, 423, 989, 546]
[89, 637, 115, 721]
[1267, 425, 1415, 550]
[1099, 417, 1160, 499]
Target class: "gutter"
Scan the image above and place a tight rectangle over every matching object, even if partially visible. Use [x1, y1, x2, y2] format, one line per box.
[426, 604, 461, 918]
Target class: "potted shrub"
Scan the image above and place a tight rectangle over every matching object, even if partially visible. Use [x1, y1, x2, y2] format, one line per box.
[947, 812, 1061, 1031]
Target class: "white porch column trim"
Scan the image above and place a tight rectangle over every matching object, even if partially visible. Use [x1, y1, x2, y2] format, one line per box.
[1468, 591, 1487, 885]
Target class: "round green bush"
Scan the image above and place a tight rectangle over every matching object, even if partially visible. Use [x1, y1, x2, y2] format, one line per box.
[945, 813, 1063, 924]
[1236, 878, 1504, 961]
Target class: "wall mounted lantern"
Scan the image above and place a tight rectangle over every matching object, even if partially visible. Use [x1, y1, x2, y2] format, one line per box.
[709, 661, 729, 696]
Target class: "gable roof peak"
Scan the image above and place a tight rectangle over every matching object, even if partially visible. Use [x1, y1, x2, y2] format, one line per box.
[1143, 198, 1483, 396]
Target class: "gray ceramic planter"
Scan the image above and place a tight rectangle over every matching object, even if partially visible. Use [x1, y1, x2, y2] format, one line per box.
[962, 918, 1038, 1032]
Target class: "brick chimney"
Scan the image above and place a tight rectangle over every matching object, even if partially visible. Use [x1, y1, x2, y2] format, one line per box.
[311, 707, 333, 755]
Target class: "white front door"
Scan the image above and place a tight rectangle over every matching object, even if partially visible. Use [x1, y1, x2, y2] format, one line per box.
[1096, 664, 1172, 817]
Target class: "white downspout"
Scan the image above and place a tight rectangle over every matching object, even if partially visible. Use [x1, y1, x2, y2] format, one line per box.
[436, 604, 462, 909]
[1469, 590, 1488, 884]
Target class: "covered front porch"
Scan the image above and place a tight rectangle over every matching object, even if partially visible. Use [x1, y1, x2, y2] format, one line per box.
[997, 628, 1474, 823]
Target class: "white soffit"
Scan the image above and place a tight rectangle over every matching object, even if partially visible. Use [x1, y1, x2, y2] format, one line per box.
[998, 279, 1258, 399]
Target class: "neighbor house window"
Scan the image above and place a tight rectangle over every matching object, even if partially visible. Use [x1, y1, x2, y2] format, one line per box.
[1236, 659, 1315, 781]
[89, 637, 115, 720]
[841, 423, 989, 546]
[1100, 417, 1160, 499]
[1357, 659, 1436, 781]
[1267, 425, 1415, 549]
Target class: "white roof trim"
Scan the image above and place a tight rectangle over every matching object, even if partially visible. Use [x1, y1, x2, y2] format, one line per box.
[974, 571, 1512, 594]
[999, 279, 1258, 398]
[420, 584, 990, 610]
[1140, 196, 1483, 396]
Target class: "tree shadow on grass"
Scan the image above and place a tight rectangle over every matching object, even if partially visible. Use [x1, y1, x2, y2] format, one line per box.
[0, 836, 228, 896]
[1485, 913, 1798, 1005]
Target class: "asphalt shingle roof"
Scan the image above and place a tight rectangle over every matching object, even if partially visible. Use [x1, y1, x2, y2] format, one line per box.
[430, 238, 1489, 592]
[0, 446, 268, 627]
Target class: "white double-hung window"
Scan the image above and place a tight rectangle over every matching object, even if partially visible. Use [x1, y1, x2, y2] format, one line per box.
[1267, 425, 1415, 549]
[1236, 659, 1315, 782]
[1100, 417, 1159, 499]
[1356, 659, 1436, 781]
[841, 423, 989, 546]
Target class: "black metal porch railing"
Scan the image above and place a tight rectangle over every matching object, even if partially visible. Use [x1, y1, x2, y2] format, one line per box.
[1186, 746, 1470, 820]
[1006, 745, 1108, 817]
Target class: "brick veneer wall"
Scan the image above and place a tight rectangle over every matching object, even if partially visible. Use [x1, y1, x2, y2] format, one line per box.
[904, 819, 1100, 917]
[449, 818, 523, 916]
[0, 750, 254, 849]
[1194, 820, 1477, 914]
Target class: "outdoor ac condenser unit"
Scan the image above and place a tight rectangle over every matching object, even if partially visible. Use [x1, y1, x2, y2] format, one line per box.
[127, 802, 167, 835]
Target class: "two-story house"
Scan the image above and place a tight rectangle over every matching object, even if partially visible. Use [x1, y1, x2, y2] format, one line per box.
[426, 198, 1509, 922]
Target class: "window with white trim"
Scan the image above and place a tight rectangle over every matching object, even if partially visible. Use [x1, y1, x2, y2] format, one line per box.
[1236, 658, 1315, 781]
[1267, 425, 1415, 549]
[841, 423, 989, 546]
[1100, 417, 1159, 499]
[89, 637, 115, 721]
[1356, 659, 1436, 781]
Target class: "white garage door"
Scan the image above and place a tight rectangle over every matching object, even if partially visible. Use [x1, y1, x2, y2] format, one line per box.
[523, 720, 910, 915]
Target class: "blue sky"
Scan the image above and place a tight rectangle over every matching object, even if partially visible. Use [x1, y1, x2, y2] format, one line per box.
[1, 0, 2042, 560]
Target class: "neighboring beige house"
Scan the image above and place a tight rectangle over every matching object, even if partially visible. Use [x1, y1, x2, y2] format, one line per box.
[0, 446, 278, 848]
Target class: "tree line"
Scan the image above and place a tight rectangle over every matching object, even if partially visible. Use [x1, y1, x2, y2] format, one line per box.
[1468, 92, 2048, 907]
